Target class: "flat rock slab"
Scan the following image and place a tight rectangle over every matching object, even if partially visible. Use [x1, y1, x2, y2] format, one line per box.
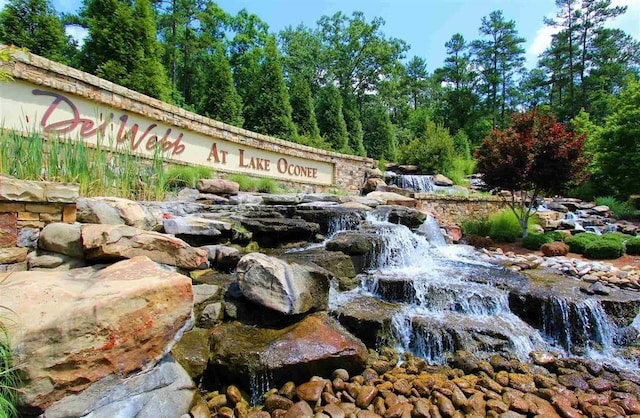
[42, 355, 194, 418]
[82, 223, 208, 269]
[0, 256, 193, 413]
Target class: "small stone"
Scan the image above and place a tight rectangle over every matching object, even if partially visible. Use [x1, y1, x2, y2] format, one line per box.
[355, 385, 378, 408]
[265, 394, 294, 412]
[283, 401, 314, 418]
[590, 282, 611, 295]
[333, 369, 349, 381]
[297, 380, 326, 403]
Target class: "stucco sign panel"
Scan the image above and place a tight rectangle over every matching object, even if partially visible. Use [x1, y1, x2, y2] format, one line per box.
[0, 80, 334, 185]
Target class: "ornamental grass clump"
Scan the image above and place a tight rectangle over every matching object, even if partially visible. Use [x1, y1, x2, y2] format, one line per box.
[0, 319, 19, 418]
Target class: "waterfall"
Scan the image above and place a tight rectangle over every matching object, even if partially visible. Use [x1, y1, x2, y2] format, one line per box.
[541, 297, 614, 354]
[328, 210, 634, 367]
[417, 215, 447, 247]
[387, 174, 435, 193]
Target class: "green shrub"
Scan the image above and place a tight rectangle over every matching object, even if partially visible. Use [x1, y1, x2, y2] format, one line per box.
[600, 232, 634, 244]
[256, 178, 280, 193]
[565, 233, 598, 254]
[544, 231, 564, 242]
[227, 173, 258, 191]
[0, 325, 19, 418]
[490, 230, 519, 243]
[445, 157, 475, 186]
[625, 237, 640, 255]
[165, 165, 213, 189]
[461, 218, 491, 237]
[522, 233, 554, 250]
[584, 239, 625, 259]
[487, 209, 538, 242]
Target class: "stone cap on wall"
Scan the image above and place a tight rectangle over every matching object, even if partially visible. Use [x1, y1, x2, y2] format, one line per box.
[0, 175, 79, 203]
[413, 193, 503, 202]
[1, 45, 372, 165]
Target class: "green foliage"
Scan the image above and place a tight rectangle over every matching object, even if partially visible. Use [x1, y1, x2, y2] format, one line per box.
[226, 173, 280, 193]
[256, 178, 279, 193]
[0, 324, 19, 418]
[452, 129, 472, 160]
[398, 120, 454, 174]
[362, 102, 397, 160]
[164, 165, 213, 190]
[522, 233, 554, 250]
[446, 156, 475, 186]
[461, 218, 491, 237]
[0, 0, 71, 63]
[565, 233, 597, 254]
[243, 36, 297, 140]
[0, 130, 169, 200]
[200, 43, 244, 127]
[624, 237, 640, 255]
[315, 85, 349, 152]
[487, 209, 536, 243]
[595, 78, 640, 199]
[584, 239, 625, 260]
[81, 0, 172, 101]
[594, 196, 638, 219]
[288, 74, 320, 140]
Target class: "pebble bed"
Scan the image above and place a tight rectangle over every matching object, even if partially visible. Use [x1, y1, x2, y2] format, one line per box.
[478, 248, 640, 294]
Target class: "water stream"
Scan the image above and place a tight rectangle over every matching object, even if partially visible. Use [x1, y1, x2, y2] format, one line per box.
[329, 212, 639, 368]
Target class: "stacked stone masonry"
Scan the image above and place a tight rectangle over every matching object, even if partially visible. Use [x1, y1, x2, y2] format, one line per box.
[1, 47, 374, 193]
[0, 176, 78, 271]
[415, 194, 507, 227]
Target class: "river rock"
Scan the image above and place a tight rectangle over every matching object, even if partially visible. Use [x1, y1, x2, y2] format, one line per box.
[0, 256, 193, 413]
[196, 179, 239, 195]
[363, 177, 386, 194]
[236, 253, 331, 315]
[38, 222, 83, 257]
[207, 312, 368, 392]
[82, 224, 208, 269]
[42, 355, 194, 418]
[284, 248, 358, 290]
[26, 249, 87, 270]
[77, 197, 164, 230]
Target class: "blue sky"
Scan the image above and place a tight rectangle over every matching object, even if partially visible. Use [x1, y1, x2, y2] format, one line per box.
[1, 0, 638, 70]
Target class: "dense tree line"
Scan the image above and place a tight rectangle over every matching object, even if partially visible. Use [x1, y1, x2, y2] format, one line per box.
[1, 0, 638, 197]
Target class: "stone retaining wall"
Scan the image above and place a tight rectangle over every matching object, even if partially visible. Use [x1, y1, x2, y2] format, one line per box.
[0, 176, 78, 271]
[0, 46, 374, 193]
[416, 194, 507, 226]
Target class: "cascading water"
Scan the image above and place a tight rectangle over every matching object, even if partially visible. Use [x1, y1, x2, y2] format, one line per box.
[386, 173, 435, 193]
[335, 213, 548, 363]
[329, 212, 638, 368]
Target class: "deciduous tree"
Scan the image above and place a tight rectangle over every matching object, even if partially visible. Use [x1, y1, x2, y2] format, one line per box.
[475, 109, 588, 237]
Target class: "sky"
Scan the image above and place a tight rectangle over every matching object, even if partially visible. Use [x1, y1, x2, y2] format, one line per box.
[1, 0, 638, 70]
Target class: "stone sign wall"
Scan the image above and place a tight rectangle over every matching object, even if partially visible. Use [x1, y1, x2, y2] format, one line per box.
[416, 194, 507, 226]
[0, 47, 374, 192]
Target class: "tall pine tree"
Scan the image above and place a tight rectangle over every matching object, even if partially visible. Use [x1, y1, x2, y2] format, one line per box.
[81, 0, 172, 101]
[0, 0, 71, 63]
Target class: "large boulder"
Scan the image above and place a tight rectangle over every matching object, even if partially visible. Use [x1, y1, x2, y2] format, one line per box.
[196, 179, 239, 195]
[325, 231, 383, 255]
[38, 222, 83, 257]
[0, 256, 193, 413]
[42, 355, 194, 418]
[207, 312, 368, 392]
[81, 224, 208, 269]
[236, 253, 331, 315]
[76, 197, 164, 230]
